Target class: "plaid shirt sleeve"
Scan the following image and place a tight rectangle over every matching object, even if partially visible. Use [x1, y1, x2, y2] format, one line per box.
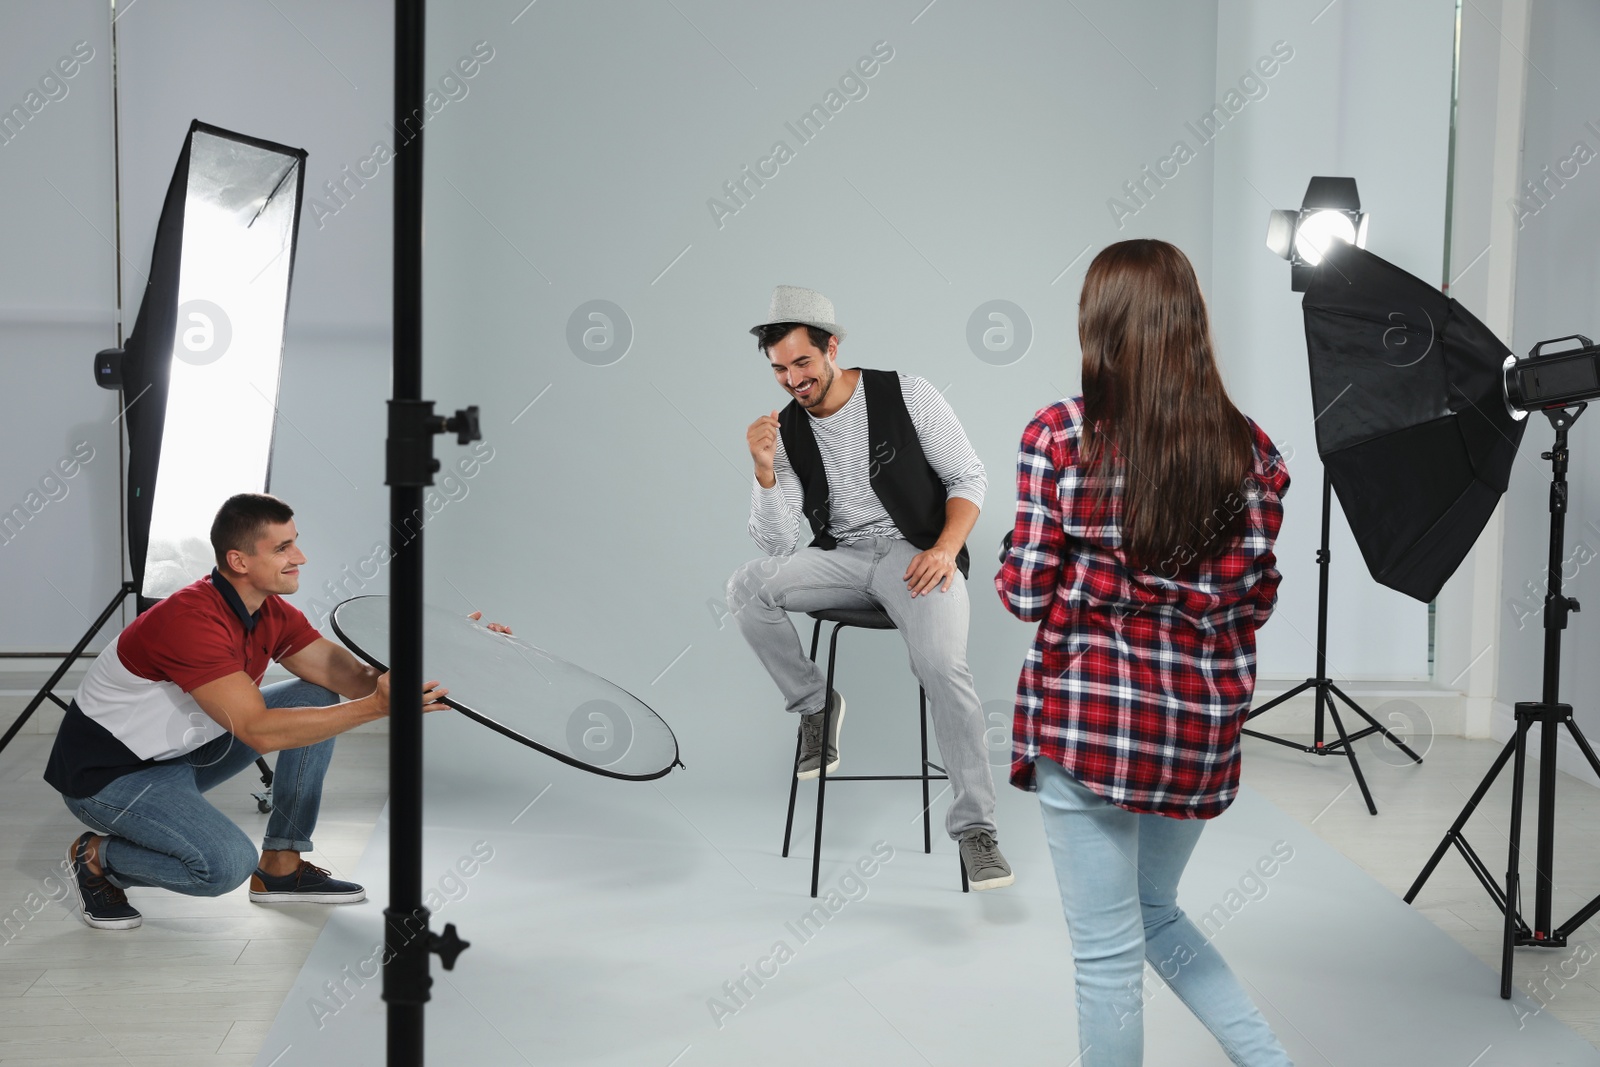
[995, 410, 1068, 622]
[1242, 420, 1290, 626]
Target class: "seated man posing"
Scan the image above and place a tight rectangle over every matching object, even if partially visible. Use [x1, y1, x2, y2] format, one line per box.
[728, 285, 1012, 890]
[44, 493, 462, 928]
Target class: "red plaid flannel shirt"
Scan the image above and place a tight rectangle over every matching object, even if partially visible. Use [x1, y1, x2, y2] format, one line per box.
[994, 397, 1290, 819]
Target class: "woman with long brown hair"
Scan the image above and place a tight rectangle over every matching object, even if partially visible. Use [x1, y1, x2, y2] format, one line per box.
[997, 239, 1293, 1066]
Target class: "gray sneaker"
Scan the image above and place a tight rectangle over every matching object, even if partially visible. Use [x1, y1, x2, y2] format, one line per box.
[796, 690, 845, 780]
[959, 829, 1014, 890]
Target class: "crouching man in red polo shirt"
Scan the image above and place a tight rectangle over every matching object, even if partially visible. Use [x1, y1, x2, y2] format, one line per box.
[44, 493, 480, 930]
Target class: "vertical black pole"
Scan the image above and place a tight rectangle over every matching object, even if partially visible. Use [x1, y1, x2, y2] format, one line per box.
[386, 1, 428, 1063]
[1313, 472, 1333, 748]
[1535, 419, 1571, 937]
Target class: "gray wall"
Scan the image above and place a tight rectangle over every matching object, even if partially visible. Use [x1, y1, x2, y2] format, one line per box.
[1209, 0, 1456, 682]
[0, 0, 394, 652]
[0, 1, 120, 651]
[415, 0, 1454, 781]
[418, 0, 1221, 770]
[113, 0, 395, 636]
[1499, 0, 1600, 746]
[0, 1, 1459, 704]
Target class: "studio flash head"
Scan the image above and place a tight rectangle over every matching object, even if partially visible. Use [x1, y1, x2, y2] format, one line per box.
[1504, 335, 1600, 418]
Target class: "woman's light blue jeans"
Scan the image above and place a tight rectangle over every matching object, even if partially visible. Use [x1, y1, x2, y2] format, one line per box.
[1036, 756, 1292, 1066]
[63, 679, 339, 897]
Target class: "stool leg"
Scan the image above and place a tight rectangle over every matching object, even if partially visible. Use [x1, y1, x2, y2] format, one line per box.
[781, 726, 802, 857]
[919, 687, 932, 855]
[811, 622, 843, 899]
[782, 620, 826, 858]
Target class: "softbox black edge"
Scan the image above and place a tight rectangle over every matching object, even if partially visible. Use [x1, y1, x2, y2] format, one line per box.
[123, 131, 194, 602]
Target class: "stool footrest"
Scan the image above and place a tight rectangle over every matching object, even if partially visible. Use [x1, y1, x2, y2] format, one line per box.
[821, 773, 949, 782]
[924, 761, 947, 774]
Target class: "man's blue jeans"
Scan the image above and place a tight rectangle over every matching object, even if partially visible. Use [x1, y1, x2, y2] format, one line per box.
[1036, 756, 1292, 1067]
[63, 679, 339, 897]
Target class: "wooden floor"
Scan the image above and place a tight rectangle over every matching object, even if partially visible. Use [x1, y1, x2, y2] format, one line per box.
[0, 730, 387, 1067]
[2, 728, 1598, 1065]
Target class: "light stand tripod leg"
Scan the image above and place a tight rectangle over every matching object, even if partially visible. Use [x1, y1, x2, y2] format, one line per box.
[1243, 678, 1317, 723]
[1322, 690, 1376, 815]
[1405, 735, 1517, 903]
[1328, 682, 1426, 764]
[1242, 473, 1386, 810]
[0, 581, 135, 757]
[1553, 711, 1600, 937]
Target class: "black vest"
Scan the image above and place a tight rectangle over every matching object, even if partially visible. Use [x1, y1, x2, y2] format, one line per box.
[778, 368, 970, 578]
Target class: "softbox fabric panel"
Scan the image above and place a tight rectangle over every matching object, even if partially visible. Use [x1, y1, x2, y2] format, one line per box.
[120, 120, 307, 603]
[1302, 244, 1525, 602]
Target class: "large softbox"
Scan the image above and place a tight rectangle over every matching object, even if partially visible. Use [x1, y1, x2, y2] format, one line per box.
[123, 121, 306, 602]
[1302, 243, 1525, 602]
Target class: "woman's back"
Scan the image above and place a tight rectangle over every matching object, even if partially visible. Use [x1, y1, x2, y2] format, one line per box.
[1016, 395, 1290, 632]
[994, 239, 1291, 820]
[996, 394, 1289, 819]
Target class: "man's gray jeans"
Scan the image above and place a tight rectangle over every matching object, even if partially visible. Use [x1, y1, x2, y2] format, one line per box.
[727, 536, 998, 840]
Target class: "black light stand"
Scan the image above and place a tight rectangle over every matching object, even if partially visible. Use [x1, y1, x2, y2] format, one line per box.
[0, 584, 284, 801]
[0, 582, 136, 757]
[1406, 404, 1600, 999]
[1242, 472, 1425, 814]
[383, 1, 479, 1062]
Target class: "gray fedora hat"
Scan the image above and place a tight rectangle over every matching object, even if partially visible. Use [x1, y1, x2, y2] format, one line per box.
[749, 285, 847, 341]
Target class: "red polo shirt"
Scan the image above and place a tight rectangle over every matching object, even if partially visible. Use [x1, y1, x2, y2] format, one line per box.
[44, 570, 321, 798]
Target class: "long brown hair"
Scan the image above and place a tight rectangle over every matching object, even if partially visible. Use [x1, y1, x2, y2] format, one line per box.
[1078, 240, 1253, 569]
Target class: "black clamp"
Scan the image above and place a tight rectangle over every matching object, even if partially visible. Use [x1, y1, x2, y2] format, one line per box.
[383, 910, 472, 1005]
[387, 401, 482, 487]
[431, 923, 471, 971]
[1548, 593, 1581, 629]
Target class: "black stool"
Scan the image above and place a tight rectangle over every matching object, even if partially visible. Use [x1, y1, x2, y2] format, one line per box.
[781, 606, 969, 897]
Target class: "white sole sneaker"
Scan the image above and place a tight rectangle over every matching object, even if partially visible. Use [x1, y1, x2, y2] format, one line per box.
[66, 838, 142, 930]
[248, 867, 367, 904]
[960, 831, 1015, 891]
[795, 694, 846, 780]
[249, 888, 367, 904]
[795, 757, 841, 781]
[969, 871, 1016, 891]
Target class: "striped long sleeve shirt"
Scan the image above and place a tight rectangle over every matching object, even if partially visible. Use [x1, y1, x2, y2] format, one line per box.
[748, 371, 986, 556]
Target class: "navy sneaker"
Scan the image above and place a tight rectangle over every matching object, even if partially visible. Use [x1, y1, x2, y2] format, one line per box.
[67, 832, 142, 930]
[249, 860, 366, 904]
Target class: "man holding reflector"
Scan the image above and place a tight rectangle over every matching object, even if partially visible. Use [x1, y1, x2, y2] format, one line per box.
[43, 493, 499, 929]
